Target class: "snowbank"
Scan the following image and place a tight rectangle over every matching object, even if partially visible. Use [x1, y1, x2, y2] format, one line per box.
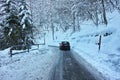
[0, 46, 59, 80]
[70, 10, 120, 80]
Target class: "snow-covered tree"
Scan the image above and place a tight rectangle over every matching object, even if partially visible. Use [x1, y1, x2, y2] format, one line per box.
[0, 0, 20, 49]
[18, 0, 34, 46]
[0, 0, 34, 49]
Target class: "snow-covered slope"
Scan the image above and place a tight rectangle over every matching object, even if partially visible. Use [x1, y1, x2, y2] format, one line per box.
[35, 10, 120, 80]
[68, 10, 120, 80]
[46, 10, 120, 80]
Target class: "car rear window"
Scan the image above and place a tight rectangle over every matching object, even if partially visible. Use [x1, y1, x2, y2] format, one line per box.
[62, 41, 69, 44]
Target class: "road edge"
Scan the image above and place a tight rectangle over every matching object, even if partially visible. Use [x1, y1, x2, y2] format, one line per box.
[71, 50, 106, 80]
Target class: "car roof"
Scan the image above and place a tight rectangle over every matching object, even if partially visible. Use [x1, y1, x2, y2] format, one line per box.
[62, 41, 69, 43]
[62, 41, 69, 42]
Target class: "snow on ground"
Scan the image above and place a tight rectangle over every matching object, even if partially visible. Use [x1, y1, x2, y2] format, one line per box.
[0, 45, 59, 80]
[68, 10, 120, 80]
[0, 10, 120, 80]
[44, 10, 120, 80]
[46, 10, 120, 80]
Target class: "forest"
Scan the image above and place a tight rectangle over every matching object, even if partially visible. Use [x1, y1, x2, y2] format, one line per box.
[0, 0, 120, 50]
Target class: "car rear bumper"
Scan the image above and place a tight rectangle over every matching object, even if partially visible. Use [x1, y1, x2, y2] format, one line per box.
[60, 46, 70, 50]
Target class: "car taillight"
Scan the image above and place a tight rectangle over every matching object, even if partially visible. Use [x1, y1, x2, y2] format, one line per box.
[60, 44, 63, 46]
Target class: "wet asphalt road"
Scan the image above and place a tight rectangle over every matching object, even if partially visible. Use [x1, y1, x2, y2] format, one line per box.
[52, 50, 97, 80]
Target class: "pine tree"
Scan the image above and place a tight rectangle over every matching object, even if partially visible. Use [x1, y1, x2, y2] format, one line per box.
[18, 0, 34, 47]
[0, 0, 20, 49]
[0, 0, 34, 49]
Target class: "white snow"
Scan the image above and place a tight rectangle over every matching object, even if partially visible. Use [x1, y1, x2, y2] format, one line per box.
[0, 10, 120, 80]
[8, 28, 12, 36]
[46, 10, 120, 80]
[63, 10, 120, 80]
[0, 46, 59, 80]
[6, 0, 10, 4]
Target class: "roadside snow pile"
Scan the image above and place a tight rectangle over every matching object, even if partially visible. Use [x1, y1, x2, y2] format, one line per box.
[71, 10, 120, 80]
[0, 46, 59, 80]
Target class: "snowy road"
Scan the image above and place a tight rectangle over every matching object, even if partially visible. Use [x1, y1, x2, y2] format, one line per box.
[0, 46, 105, 80]
[51, 49, 98, 80]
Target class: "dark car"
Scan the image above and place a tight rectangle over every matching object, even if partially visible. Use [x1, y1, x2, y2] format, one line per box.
[59, 41, 70, 50]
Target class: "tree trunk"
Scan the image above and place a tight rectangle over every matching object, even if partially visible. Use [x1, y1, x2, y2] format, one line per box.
[76, 16, 80, 31]
[101, 0, 108, 25]
[95, 6, 98, 26]
[72, 12, 76, 32]
[60, 20, 65, 32]
[51, 14, 54, 40]
[52, 23, 54, 40]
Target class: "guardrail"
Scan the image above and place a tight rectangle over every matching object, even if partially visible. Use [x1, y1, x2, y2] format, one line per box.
[9, 44, 41, 57]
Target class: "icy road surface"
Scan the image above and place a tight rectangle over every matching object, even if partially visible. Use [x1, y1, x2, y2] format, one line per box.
[51, 49, 105, 80]
[0, 46, 104, 80]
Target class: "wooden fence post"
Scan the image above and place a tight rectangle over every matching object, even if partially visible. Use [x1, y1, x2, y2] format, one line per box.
[38, 44, 39, 49]
[44, 33, 46, 45]
[27, 45, 29, 52]
[98, 35, 102, 51]
[9, 48, 12, 57]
